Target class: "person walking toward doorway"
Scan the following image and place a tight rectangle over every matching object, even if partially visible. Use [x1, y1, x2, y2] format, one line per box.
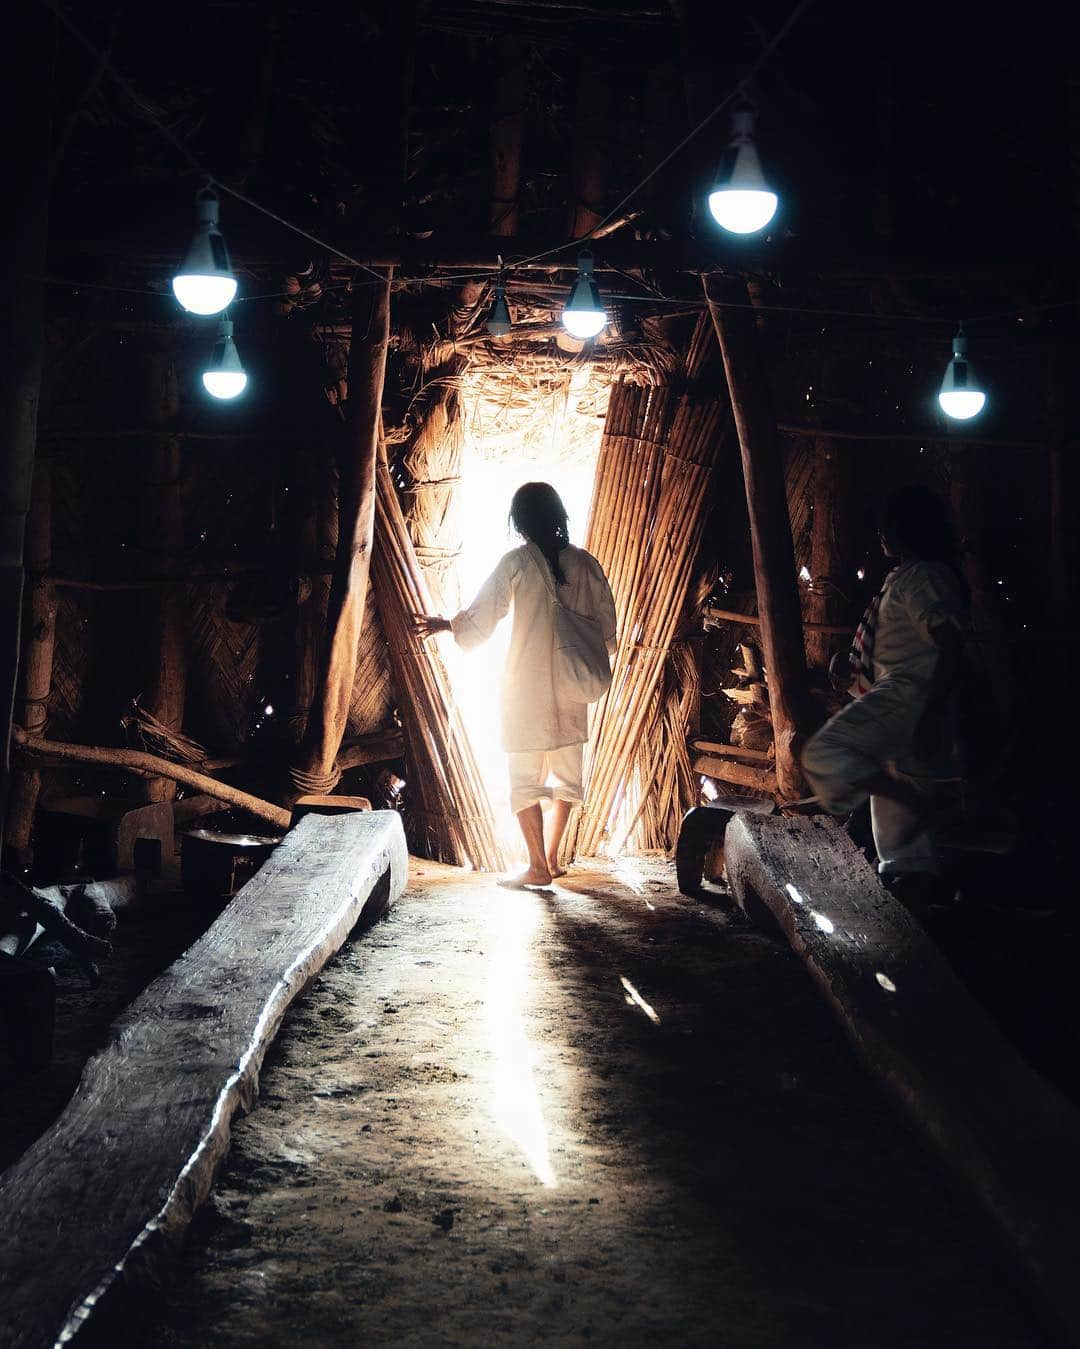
[414, 481, 616, 888]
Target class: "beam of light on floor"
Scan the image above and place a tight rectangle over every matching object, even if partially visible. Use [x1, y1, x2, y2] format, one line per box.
[485, 896, 557, 1187]
[619, 975, 661, 1025]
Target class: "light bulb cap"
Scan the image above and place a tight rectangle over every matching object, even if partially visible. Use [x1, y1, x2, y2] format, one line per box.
[173, 186, 237, 314]
[487, 282, 512, 337]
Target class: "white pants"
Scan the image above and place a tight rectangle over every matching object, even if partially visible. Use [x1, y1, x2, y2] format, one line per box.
[508, 744, 584, 814]
[802, 678, 947, 878]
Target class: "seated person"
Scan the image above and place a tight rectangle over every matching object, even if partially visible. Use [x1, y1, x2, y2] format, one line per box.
[800, 485, 966, 905]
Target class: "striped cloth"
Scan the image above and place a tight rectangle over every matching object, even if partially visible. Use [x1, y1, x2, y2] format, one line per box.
[848, 570, 894, 696]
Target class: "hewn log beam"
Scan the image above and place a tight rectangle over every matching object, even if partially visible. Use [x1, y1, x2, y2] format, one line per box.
[290, 271, 392, 798]
[703, 273, 811, 798]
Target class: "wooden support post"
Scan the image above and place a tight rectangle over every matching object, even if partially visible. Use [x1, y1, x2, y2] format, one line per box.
[290, 272, 392, 799]
[488, 36, 525, 237]
[805, 436, 853, 673]
[0, 9, 53, 868]
[139, 354, 186, 804]
[703, 273, 811, 798]
[3, 463, 56, 864]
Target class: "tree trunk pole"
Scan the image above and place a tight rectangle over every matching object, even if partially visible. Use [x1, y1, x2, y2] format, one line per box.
[139, 353, 186, 804]
[488, 37, 525, 237]
[3, 463, 56, 865]
[0, 10, 53, 868]
[290, 272, 392, 798]
[806, 423, 853, 674]
[703, 273, 811, 797]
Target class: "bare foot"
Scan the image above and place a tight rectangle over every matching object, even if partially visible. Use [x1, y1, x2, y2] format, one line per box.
[546, 857, 567, 879]
[497, 866, 552, 890]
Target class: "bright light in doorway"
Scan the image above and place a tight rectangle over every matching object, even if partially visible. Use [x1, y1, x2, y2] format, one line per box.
[441, 365, 609, 861]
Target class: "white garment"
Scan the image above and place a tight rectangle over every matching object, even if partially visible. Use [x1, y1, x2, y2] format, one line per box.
[508, 744, 583, 814]
[450, 542, 616, 754]
[801, 559, 965, 877]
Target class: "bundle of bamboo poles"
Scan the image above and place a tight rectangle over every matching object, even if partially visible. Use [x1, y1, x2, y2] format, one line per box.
[371, 451, 505, 871]
[573, 373, 729, 858]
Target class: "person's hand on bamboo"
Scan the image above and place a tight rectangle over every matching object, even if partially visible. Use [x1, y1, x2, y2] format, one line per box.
[413, 614, 452, 641]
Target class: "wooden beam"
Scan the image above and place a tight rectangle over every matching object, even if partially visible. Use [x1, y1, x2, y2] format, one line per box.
[290, 271, 392, 799]
[689, 738, 772, 765]
[703, 273, 811, 798]
[12, 729, 292, 832]
[703, 605, 853, 636]
[691, 752, 778, 795]
[778, 422, 1044, 451]
[722, 811, 1080, 1346]
[0, 811, 407, 1349]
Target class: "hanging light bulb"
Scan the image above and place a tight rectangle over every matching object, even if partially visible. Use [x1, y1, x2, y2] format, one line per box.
[938, 324, 986, 420]
[708, 108, 779, 236]
[172, 185, 238, 315]
[561, 251, 607, 340]
[202, 317, 247, 399]
[487, 279, 512, 337]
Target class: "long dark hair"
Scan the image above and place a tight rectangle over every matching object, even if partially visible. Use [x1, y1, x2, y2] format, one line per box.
[509, 482, 570, 585]
[877, 485, 957, 567]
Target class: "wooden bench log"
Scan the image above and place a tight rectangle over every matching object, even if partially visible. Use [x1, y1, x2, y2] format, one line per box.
[0, 810, 407, 1349]
[721, 811, 1080, 1346]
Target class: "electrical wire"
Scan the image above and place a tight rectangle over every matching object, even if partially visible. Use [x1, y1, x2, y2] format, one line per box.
[493, 0, 817, 275]
[37, 0, 389, 284]
[29, 0, 1080, 339]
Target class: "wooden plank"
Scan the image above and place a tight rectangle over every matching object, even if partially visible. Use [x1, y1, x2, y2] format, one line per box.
[722, 812, 1080, 1345]
[0, 810, 407, 1349]
[688, 738, 773, 765]
[691, 752, 777, 794]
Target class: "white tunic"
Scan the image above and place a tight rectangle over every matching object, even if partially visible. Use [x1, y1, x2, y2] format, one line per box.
[450, 542, 617, 754]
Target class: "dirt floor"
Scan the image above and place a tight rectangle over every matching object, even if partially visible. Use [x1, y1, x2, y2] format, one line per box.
[134, 858, 1047, 1349]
